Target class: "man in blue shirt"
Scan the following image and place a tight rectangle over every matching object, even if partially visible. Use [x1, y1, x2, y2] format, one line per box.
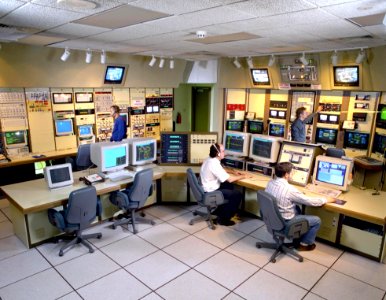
[291, 105, 322, 142]
[110, 105, 127, 142]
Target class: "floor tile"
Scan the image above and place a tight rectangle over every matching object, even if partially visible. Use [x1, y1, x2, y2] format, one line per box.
[0, 219, 14, 239]
[250, 225, 275, 243]
[100, 234, 157, 267]
[55, 251, 120, 289]
[58, 292, 83, 300]
[140, 292, 164, 300]
[0, 235, 28, 261]
[167, 211, 208, 234]
[0, 249, 51, 288]
[194, 226, 245, 249]
[145, 205, 190, 221]
[125, 250, 189, 290]
[156, 269, 229, 300]
[222, 292, 246, 300]
[232, 218, 265, 235]
[300, 241, 343, 267]
[312, 269, 384, 300]
[332, 252, 386, 290]
[163, 235, 220, 267]
[234, 269, 307, 300]
[86, 221, 134, 248]
[77, 269, 151, 300]
[195, 251, 258, 290]
[0, 210, 7, 222]
[264, 255, 328, 290]
[303, 292, 325, 300]
[0, 268, 72, 300]
[137, 222, 189, 248]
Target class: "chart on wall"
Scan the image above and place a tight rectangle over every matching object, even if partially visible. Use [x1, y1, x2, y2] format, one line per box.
[290, 91, 316, 122]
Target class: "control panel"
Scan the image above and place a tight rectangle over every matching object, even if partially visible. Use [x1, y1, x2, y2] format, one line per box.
[0, 89, 28, 131]
[95, 113, 113, 141]
[160, 132, 189, 164]
[130, 108, 146, 138]
[246, 161, 273, 177]
[189, 132, 217, 164]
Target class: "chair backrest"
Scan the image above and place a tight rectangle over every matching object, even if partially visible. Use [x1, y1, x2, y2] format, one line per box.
[187, 168, 204, 204]
[65, 186, 98, 230]
[76, 144, 93, 170]
[127, 169, 153, 207]
[326, 147, 345, 158]
[257, 190, 285, 235]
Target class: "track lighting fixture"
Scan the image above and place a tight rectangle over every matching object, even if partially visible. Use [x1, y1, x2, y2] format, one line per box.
[169, 58, 174, 69]
[268, 54, 275, 67]
[233, 57, 241, 68]
[299, 52, 309, 66]
[100, 50, 106, 64]
[331, 50, 338, 66]
[246, 56, 254, 69]
[85, 48, 92, 64]
[148, 55, 156, 67]
[355, 48, 365, 64]
[60, 47, 70, 61]
[159, 57, 165, 68]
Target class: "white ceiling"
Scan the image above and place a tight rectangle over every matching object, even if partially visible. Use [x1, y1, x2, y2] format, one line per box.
[0, 0, 385, 60]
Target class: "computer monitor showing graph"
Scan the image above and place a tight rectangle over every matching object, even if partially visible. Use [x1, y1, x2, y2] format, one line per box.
[269, 123, 285, 137]
[343, 131, 369, 150]
[223, 131, 250, 157]
[372, 133, 386, 157]
[247, 120, 264, 134]
[90, 141, 129, 174]
[127, 138, 157, 166]
[3, 130, 28, 148]
[315, 128, 338, 145]
[249, 134, 282, 164]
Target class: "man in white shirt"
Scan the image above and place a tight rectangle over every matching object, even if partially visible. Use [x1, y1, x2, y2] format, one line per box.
[265, 162, 335, 251]
[200, 143, 249, 226]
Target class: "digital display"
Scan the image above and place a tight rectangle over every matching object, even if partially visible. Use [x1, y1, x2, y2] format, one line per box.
[224, 133, 245, 153]
[50, 167, 71, 184]
[136, 141, 155, 162]
[104, 66, 125, 84]
[319, 114, 328, 121]
[5, 131, 26, 145]
[344, 131, 369, 150]
[316, 160, 347, 187]
[103, 145, 127, 169]
[252, 138, 272, 159]
[161, 133, 189, 164]
[79, 125, 93, 136]
[52, 93, 72, 104]
[251, 68, 270, 86]
[270, 110, 278, 117]
[153, 106, 159, 112]
[333, 66, 359, 87]
[269, 123, 285, 137]
[329, 115, 338, 122]
[55, 119, 73, 136]
[247, 120, 264, 134]
[226, 120, 244, 132]
[372, 133, 386, 155]
[75, 93, 93, 103]
[278, 111, 286, 118]
[376, 104, 386, 129]
[315, 128, 337, 145]
[146, 106, 153, 113]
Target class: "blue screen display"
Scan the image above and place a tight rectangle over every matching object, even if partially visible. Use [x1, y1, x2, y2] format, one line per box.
[56, 120, 73, 134]
[79, 125, 92, 136]
[103, 145, 127, 169]
[104, 66, 125, 84]
[316, 161, 347, 187]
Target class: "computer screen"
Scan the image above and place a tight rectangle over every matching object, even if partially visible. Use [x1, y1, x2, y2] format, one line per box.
[4, 130, 27, 148]
[90, 141, 129, 173]
[343, 131, 369, 150]
[75, 92, 93, 103]
[160, 133, 189, 164]
[78, 125, 93, 137]
[270, 110, 278, 118]
[376, 104, 386, 129]
[315, 128, 338, 145]
[249, 134, 282, 163]
[44, 163, 74, 189]
[318, 114, 328, 122]
[250, 68, 271, 86]
[313, 155, 352, 192]
[223, 131, 250, 157]
[52, 93, 72, 104]
[333, 66, 360, 87]
[104, 65, 126, 84]
[372, 133, 386, 156]
[269, 123, 285, 137]
[329, 115, 339, 123]
[247, 120, 264, 134]
[226, 120, 244, 132]
[127, 138, 157, 166]
[55, 119, 74, 136]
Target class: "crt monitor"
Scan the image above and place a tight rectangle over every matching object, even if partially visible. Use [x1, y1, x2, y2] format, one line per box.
[269, 123, 285, 137]
[376, 104, 386, 129]
[372, 133, 386, 156]
[247, 120, 264, 134]
[127, 138, 157, 166]
[315, 128, 338, 145]
[90, 141, 129, 173]
[250, 68, 271, 86]
[55, 119, 74, 136]
[226, 120, 244, 132]
[3, 130, 27, 148]
[44, 163, 74, 189]
[223, 131, 250, 157]
[104, 65, 126, 84]
[333, 66, 360, 87]
[313, 155, 352, 192]
[78, 125, 93, 137]
[249, 134, 282, 164]
[343, 131, 369, 150]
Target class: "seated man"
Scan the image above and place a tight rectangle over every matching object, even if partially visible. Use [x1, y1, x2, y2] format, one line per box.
[200, 143, 250, 226]
[265, 162, 335, 251]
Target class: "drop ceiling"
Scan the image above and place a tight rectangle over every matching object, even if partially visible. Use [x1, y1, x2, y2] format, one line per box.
[0, 0, 385, 60]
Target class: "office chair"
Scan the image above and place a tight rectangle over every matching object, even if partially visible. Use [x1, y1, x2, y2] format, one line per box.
[47, 186, 102, 256]
[326, 147, 345, 158]
[186, 168, 225, 230]
[75, 144, 93, 170]
[256, 190, 309, 263]
[109, 169, 155, 234]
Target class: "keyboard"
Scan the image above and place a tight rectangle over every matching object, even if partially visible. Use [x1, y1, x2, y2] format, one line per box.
[305, 184, 342, 198]
[108, 170, 136, 182]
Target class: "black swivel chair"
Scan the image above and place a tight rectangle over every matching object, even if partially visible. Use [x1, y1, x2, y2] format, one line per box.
[48, 186, 102, 256]
[186, 168, 225, 230]
[109, 169, 155, 234]
[256, 190, 309, 263]
[326, 147, 345, 158]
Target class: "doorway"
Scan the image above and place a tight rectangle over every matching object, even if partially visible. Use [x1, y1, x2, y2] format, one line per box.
[191, 86, 211, 131]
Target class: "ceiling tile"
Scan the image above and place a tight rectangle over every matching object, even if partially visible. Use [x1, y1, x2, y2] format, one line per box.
[0, 0, 26, 18]
[46, 23, 110, 38]
[31, 0, 127, 14]
[187, 32, 260, 44]
[322, 0, 386, 18]
[18, 33, 67, 45]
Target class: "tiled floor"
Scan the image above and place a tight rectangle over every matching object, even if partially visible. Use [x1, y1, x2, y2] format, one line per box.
[0, 200, 385, 300]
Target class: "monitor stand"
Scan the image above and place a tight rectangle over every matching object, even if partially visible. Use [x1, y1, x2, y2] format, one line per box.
[127, 163, 157, 172]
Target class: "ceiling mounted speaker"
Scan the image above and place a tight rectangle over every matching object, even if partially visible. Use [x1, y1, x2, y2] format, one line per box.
[331, 50, 338, 66]
[268, 54, 275, 67]
[148, 55, 156, 67]
[60, 47, 70, 61]
[299, 52, 309, 66]
[85, 48, 92, 63]
[246, 57, 254, 68]
[355, 49, 365, 64]
[100, 50, 106, 64]
[233, 57, 241, 68]
[169, 58, 174, 69]
[159, 58, 165, 68]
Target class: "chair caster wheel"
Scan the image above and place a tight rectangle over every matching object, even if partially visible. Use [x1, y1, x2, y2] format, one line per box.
[299, 257, 303, 262]
[189, 221, 194, 225]
[59, 251, 64, 257]
[140, 212, 145, 217]
[256, 243, 261, 248]
[210, 226, 215, 230]
[97, 234, 102, 239]
[192, 211, 197, 216]
[271, 259, 276, 263]
[150, 221, 155, 225]
[133, 229, 138, 234]
[89, 248, 94, 253]
[112, 224, 116, 230]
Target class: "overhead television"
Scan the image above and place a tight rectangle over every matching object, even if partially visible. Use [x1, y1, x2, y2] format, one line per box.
[55, 119, 74, 136]
[269, 123, 285, 137]
[223, 131, 250, 157]
[44, 163, 74, 189]
[376, 104, 386, 129]
[343, 131, 369, 150]
[226, 120, 244, 132]
[247, 120, 264, 134]
[332, 65, 361, 89]
[312, 155, 352, 192]
[372, 133, 386, 157]
[90, 141, 129, 174]
[249, 134, 282, 164]
[250, 68, 271, 86]
[3, 130, 28, 148]
[315, 128, 338, 145]
[126, 138, 157, 166]
[104, 65, 126, 84]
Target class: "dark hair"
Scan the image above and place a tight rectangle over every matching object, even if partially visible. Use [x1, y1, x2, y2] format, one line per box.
[296, 107, 306, 118]
[110, 105, 120, 114]
[209, 143, 221, 158]
[275, 162, 293, 178]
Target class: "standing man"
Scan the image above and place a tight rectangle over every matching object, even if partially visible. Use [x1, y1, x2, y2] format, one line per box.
[200, 143, 250, 226]
[265, 162, 335, 251]
[291, 105, 323, 142]
[110, 105, 127, 142]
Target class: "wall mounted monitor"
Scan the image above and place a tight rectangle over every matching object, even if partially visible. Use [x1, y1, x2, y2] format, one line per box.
[270, 109, 286, 119]
[78, 125, 93, 137]
[376, 104, 386, 129]
[343, 131, 369, 150]
[75, 92, 93, 103]
[332, 65, 361, 89]
[55, 119, 74, 136]
[223, 131, 250, 157]
[372, 133, 386, 156]
[250, 68, 271, 86]
[249, 134, 282, 164]
[318, 114, 339, 124]
[269, 123, 285, 137]
[226, 120, 244, 132]
[160, 132, 189, 164]
[104, 65, 126, 84]
[52, 93, 72, 104]
[3, 130, 28, 148]
[247, 120, 264, 134]
[315, 128, 338, 145]
[44, 163, 74, 189]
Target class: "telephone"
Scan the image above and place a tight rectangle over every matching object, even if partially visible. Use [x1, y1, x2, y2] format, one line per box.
[82, 174, 104, 185]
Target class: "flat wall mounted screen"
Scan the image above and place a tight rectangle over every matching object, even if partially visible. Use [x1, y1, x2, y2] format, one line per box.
[315, 128, 338, 145]
[4, 130, 27, 148]
[333, 66, 359, 87]
[249, 134, 282, 163]
[223, 131, 250, 157]
[104, 66, 126, 84]
[55, 119, 74, 136]
[160, 133, 189, 164]
[53, 93, 72, 104]
[247, 120, 264, 134]
[269, 123, 285, 137]
[75, 92, 93, 103]
[78, 125, 93, 137]
[44, 163, 74, 189]
[226, 120, 244, 132]
[372, 133, 386, 156]
[250, 68, 271, 86]
[376, 104, 386, 129]
[343, 131, 369, 150]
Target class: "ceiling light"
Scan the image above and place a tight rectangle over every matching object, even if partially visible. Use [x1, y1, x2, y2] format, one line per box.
[331, 50, 338, 66]
[159, 58, 165, 68]
[60, 47, 70, 61]
[148, 55, 156, 67]
[169, 58, 174, 69]
[299, 52, 309, 66]
[233, 57, 241, 68]
[246, 57, 254, 68]
[85, 48, 92, 63]
[57, 0, 97, 9]
[268, 54, 275, 67]
[356, 48, 366, 64]
[100, 50, 106, 64]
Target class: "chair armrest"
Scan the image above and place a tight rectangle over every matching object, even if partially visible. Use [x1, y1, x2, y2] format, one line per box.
[109, 191, 129, 210]
[285, 217, 309, 239]
[203, 190, 225, 207]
